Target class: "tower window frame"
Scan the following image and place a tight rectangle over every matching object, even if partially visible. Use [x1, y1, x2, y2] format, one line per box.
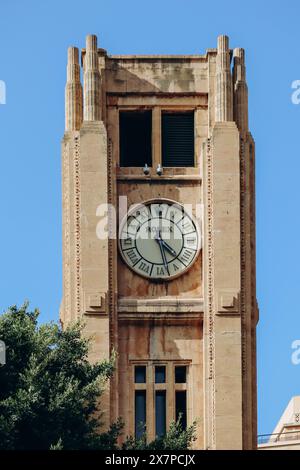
[131, 361, 190, 440]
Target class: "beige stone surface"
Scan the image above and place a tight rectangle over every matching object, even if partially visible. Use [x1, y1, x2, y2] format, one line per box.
[61, 34, 258, 449]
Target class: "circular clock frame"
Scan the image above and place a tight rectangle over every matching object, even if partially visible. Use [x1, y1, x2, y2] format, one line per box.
[118, 198, 202, 282]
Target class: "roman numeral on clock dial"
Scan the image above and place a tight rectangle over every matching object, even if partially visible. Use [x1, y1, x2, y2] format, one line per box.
[122, 248, 140, 267]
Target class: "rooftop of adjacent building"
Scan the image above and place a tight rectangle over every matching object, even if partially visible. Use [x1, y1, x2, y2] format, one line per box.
[258, 396, 300, 450]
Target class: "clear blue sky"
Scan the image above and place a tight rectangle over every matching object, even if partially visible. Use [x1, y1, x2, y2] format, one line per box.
[0, 0, 299, 436]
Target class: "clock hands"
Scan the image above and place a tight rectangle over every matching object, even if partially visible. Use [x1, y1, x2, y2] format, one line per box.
[156, 230, 176, 256]
[157, 238, 169, 274]
[160, 239, 177, 257]
[155, 230, 177, 275]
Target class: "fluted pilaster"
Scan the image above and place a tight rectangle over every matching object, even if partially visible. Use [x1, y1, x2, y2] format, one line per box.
[215, 35, 233, 122]
[83, 34, 101, 121]
[65, 47, 83, 131]
[233, 48, 248, 133]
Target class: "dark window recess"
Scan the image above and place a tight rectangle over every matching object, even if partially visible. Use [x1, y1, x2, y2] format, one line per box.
[175, 366, 187, 383]
[175, 391, 187, 430]
[162, 112, 194, 167]
[119, 111, 152, 167]
[135, 365, 146, 384]
[135, 390, 146, 438]
[155, 366, 166, 384]
[155, 391, 166, 437]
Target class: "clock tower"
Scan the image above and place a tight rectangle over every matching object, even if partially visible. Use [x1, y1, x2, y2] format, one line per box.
[60, 34, 258, 449]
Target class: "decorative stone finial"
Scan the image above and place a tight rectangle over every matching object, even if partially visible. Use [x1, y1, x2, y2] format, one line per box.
[217, 35, 229, 52]
[215, 35, 233, 122]
[83, 34, 101, 121]
[233, 48, 248, 132]
[65, 46, 83, 131]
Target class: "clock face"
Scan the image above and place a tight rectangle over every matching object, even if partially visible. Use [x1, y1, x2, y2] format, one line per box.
[119, 199, 201, 281]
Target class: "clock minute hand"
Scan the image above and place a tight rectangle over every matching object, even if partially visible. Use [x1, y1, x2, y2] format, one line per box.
[155, 237, 169, 275]
[157, 230, 176, 257]
[160, 239, 176, 257]
[160, 242, 170, 275]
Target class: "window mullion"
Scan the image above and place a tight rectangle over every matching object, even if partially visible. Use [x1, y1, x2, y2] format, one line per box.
[167, 363, 175, 428]
[147, 363, 155, 442]
[152, 107, 161, 169]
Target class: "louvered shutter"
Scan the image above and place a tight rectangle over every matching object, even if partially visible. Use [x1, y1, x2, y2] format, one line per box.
[162, 112, 194, 167]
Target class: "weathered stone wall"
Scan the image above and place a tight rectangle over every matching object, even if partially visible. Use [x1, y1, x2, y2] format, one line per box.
[61, 34, 258, 449]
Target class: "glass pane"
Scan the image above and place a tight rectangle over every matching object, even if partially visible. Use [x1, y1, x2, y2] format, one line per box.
[155, 390, 166, 437]
[176, 391, 187, 430]
[135, 390, 146, 438]
[135, 365, 146, 383]
[120, 111, 152, 167]
[175, 366, 187, 383]
[155, 366, 166, 383]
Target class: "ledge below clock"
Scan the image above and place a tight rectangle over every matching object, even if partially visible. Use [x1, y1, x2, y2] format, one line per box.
[118, 297, 204, 318]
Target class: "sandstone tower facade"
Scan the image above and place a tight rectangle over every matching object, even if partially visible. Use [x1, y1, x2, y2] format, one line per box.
[60, 34, 258, 450]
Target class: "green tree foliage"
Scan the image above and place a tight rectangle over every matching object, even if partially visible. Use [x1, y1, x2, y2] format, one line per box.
[0, 304, 196, 450]
[122, 418, 197, 450]
[0, 303, 118, 450]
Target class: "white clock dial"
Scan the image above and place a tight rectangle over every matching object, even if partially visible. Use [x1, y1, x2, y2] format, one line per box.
[119, 199, 201, 281]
